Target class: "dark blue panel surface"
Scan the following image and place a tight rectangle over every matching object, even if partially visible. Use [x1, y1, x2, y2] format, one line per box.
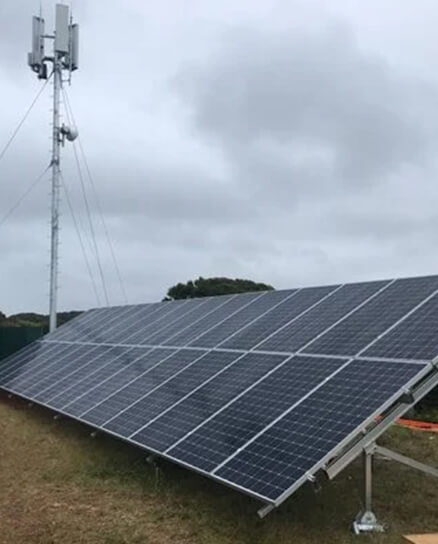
[90, 300, 190, 345]
[216, 359, 428, 500]
[39, 347, 145, 407]
[161, 293, 262, 347]
[3, 343, 84, 390]
[191, 290, 295, 349]
[304, 276, 438, 357]
[46, 307, 102, 342]
[0, 342, 48, 383]
[364, 293, 438, 361]
[83, 349, 205, 426]
[127, 299, 212, 345]
[64, 348, 176, 417]
[105, 350, 242, 437]
[65, 306, 138, 343]
[101, 304, 164, 344]
[130, 352, 288, 453]
[0, 342, 62, 387]
[220, 285, 338, 351]
[142, 296, 238, 346]
[259, 281, 388, 353]
[20, 345, 111, 398]
[168, 355, 344, 472]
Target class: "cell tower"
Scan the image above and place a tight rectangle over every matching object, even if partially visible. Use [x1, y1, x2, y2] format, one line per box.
[28, 4, 79, 332]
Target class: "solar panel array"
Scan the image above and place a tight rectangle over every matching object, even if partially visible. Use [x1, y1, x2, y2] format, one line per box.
[1, 275, 438, 506]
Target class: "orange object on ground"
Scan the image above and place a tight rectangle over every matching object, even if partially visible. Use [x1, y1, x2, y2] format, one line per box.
[375, 415, 438, 433]
[404, 534, 438, 544]
[396, 418, 438, 433]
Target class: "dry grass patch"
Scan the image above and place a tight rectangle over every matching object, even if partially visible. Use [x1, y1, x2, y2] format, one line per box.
[0, 392, 437, 544]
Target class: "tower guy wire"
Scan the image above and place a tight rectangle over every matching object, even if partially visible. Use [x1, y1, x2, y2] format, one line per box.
[59, 171, 102, 306]
[0, 164, 51, 228]
[63, 86, 129, 304]
[0, 74, 52, 164]
[61, 88, 110, 306]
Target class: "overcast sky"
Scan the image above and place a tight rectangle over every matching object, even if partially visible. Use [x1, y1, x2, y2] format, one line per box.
[1, 0, 438, 315]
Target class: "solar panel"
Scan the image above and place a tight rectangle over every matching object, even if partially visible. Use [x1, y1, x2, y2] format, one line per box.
[1, 274, 437, 513]
[84, 348, 205, 426]
[129, 351, 288, 452]
[214, 358, 429, 501]
[159, 292, 262, 347]
[303, 276, 438, 357]
[258, 281, 388, 353]
[191, 289, 295, 348]
[220, 285, 338, 350]
[105, 350, 246, 437]
[363, 293, 438, 361]
[64, 347, 176, 417]
[167, 355, 345, 472]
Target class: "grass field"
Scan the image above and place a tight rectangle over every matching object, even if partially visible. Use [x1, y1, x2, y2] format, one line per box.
[1, 392, 437, 544]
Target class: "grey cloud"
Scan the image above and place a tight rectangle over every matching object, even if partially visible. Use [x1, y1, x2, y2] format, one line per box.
[2, 1, 438, 316]
[176, 24, 438, 187]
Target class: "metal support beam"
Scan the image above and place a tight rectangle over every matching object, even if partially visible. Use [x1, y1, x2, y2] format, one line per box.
[145, 454, 157, 465]
[325, 368, 438, 481]
[352, 448, 384, 534]
[257, 503, 275, 519]
[375, 445, 438, 480]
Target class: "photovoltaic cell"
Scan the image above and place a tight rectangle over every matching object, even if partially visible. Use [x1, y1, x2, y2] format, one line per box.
[161, 293, 262, 347]
[47, 347, 149, 409]
[86, 300, 191, 345]
[364, 293, 438, 361]
[100, 305, 164, 344]
[83, 349, 206, 426]
[143, 295, 242, 346]
[63, 347, 176, 417]
[76, 306, 144, 342]
[50, 306, 129, 342]
[129, 298, 216, 345]
[0, 342, 54, 384]
[167, 355, 344, 472]
[304, 276, 438, 357]
[105, 350, 243, 437]
[62, 305, 137, 343]
[20, 344, 110, 398]
[190, 290, 295, 349]
[3, 343, 84, 390]
[46, 307, 102, 341]
[259, 281, 388, 353]
[221, 285, 338, 351]
[130, 352, 288, 452]
[39, 346, 141, 406]
[215, 358, 429, 500]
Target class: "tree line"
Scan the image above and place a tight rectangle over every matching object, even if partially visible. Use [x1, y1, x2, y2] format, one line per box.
[1, 277, 274, 328]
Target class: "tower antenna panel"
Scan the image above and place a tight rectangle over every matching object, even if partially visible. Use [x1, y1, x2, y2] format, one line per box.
[28, 16, 45, 74]
[55, 4, 70, 54]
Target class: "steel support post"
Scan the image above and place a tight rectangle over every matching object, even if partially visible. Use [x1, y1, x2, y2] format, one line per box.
[352, 448, 384, 534]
